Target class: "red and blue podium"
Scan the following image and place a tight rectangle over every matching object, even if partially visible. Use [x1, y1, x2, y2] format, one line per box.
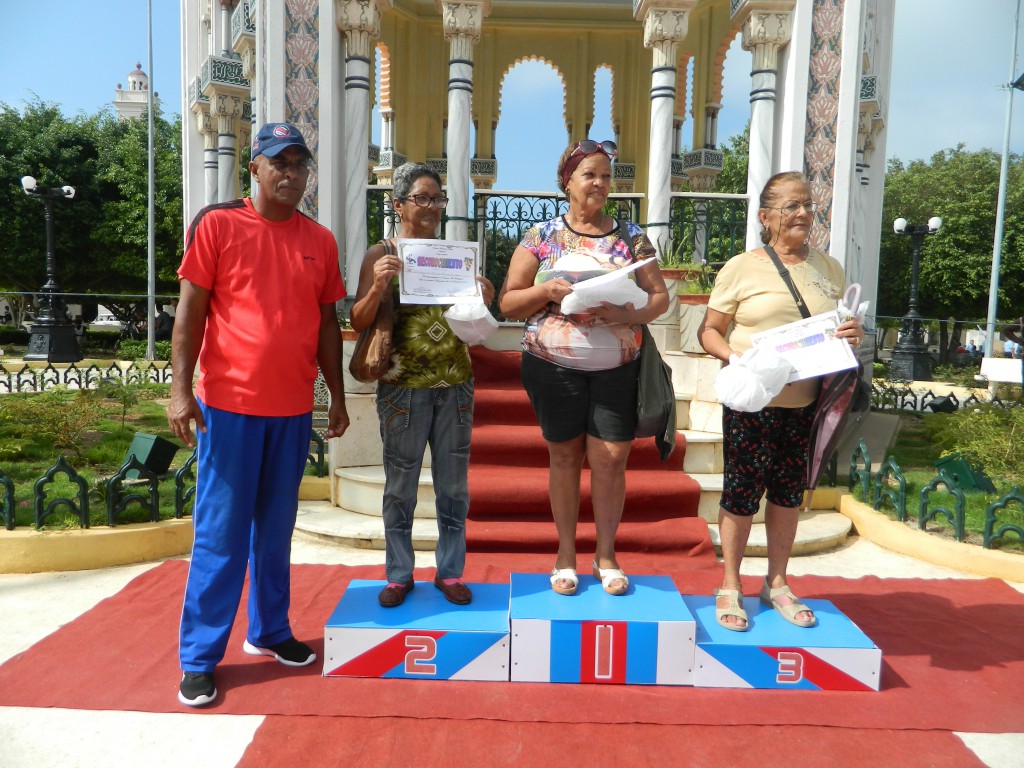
[323, 575, 881, 691]
[685, 595, 881, 690]
[508, 572, 695, 685]
[323, 580, 510, 681]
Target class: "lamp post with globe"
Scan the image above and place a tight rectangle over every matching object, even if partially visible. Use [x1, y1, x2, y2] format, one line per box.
[20, 175, 82, 363]
[890, 216, 942, 382]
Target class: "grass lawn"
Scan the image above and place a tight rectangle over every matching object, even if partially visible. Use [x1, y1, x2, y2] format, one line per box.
[0, 386, 319, 529]
[858, 412, 1024, 553]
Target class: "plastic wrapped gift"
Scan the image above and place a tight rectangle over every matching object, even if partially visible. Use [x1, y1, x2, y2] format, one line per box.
[444, 300, 499, 345]
[714, 347, 793, 412]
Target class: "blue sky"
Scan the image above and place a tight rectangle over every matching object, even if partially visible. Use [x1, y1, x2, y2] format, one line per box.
[1, 0, 1021, 193]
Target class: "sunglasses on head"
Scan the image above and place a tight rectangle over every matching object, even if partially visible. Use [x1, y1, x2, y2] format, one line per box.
[571, 139, 618, 159]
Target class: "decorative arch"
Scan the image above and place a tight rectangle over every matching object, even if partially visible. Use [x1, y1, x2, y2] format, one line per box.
[376, 42, 392, 111]
[676, 54, 691, 121]
[710, 24, 742, 106]
[592, 63, 615, 138]
[496, 56, 568, 130]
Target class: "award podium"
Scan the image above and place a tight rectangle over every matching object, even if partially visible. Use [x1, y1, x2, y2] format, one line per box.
[685, 595, 881, 690]
[324, 575, 881, 691]
[324, 580, 510, 680]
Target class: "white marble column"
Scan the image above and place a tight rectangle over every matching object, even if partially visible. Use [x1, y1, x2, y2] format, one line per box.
[736, 4, 794, 249]
[441, 1, 488, 243]
[336, 0, 388, 285]
[195, 108, 219, 207]
[636, 2, 695, 258]
[215, 95, 243, 202]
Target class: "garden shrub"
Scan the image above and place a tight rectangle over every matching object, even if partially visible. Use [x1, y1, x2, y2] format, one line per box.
[1, 388, 105, 460]
[931, 404, 1024, 479]
[116, 340, 172, 361]
[0, 326, 30, 346]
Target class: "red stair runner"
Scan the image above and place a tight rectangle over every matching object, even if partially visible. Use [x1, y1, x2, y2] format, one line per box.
[466, 346, 702, 554]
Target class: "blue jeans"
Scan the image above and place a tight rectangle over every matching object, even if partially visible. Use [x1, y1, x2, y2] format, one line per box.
[376, 380, 474, 584]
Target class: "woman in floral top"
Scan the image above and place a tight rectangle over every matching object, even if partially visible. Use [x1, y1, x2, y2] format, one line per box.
[499, 140, 668, 597]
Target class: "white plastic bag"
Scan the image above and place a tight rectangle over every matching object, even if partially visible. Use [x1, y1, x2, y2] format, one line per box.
[714, 347, 794, 412]
[444, 300, 498, 345]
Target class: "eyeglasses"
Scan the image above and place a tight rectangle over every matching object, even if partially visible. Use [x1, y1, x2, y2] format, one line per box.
[570, 139, 618, 159]
[768, 201, 819, 215]
[398, 194, 449, 209]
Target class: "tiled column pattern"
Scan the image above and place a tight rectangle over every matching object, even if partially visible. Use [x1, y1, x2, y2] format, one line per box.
[804, 1, 845, 254]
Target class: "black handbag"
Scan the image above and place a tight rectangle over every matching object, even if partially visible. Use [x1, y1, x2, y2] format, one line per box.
[764, 246, 870, 489]
[619, 220, 675, 460]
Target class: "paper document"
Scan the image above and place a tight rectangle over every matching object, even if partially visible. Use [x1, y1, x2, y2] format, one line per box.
[397, 239, 481, 305]
[750, 310, 857, 382]
[568, 257, 657, 292]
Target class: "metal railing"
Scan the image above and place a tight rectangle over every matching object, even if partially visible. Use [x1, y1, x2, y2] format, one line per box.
[667, 192, 748, 264]
[0, 361, 173, 393]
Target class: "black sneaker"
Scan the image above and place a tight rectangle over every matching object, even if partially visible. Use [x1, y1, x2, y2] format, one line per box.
[242, 637, 316, 667]
[178, 671, 217, 707]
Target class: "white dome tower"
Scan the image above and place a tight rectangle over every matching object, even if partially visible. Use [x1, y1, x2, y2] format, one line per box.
[114, 61, 159, 120]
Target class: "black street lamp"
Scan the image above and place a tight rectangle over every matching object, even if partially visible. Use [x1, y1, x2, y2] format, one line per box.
[890, 215, 942, 382]
[20, 175, 82, 363]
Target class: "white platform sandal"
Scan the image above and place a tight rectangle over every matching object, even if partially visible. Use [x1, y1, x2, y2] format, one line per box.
[549, 568, 578, 596]
[592, 560, 628, 596]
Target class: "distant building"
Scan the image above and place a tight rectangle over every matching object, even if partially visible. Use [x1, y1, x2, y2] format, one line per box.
[114, 61, 158, 120]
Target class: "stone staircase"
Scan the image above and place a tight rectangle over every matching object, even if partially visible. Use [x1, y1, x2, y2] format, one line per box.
[295, 313, 851, 553]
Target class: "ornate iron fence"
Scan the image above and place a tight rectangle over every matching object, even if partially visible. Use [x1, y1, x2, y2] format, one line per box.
[869, 380, 996, 414]
[0, 361, 173, 393]
[668, 192, 748, 264]
[2, 449, 199, 530]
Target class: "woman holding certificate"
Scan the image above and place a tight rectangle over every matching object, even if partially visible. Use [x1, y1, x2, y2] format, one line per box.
[697, 171, 864, 631]
[350, 162, 494, 609]
[498, 140, 669, 597]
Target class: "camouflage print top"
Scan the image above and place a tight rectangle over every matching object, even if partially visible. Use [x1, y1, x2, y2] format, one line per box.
[379, 278, 472, 388]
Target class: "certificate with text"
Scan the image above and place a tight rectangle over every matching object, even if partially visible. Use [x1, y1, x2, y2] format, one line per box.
[397, 239, 481, 305]
[750, 310, 857, 382]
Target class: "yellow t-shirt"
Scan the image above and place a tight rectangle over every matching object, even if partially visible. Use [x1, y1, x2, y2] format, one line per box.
[708, 247, 846, 408]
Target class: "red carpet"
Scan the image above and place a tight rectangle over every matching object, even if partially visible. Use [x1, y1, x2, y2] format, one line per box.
[465, 347, 702, 554]
[4, 559, 1024, 737]
[239, 718, 985, 768]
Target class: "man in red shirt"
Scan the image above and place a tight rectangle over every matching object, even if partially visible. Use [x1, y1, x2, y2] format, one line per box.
[167, 122, 349, 707]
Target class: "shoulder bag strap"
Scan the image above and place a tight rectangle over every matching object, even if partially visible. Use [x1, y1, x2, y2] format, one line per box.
[617, 219, 635, 262]
[764, 245, 811, 320]
[375, 239, 395, 310]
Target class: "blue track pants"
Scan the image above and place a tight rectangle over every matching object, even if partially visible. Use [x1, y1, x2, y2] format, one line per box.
[179, 401, 311, 673]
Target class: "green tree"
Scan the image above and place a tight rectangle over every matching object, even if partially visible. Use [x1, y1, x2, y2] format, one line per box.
[716, 122, 749, 194]
[0, 100, 184, 323]
[880, 146, 1024, 358]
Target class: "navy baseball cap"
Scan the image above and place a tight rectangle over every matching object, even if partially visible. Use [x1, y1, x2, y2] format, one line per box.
[251, 122, 312, 160]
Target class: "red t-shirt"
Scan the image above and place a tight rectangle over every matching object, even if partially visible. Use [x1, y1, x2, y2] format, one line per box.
[178, 198, 346, 416]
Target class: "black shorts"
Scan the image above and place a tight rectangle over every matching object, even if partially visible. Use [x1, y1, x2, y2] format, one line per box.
[720, 404, 814, 516]
[520, 351, 639, 443]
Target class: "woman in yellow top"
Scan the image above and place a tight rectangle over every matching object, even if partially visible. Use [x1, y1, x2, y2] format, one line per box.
[698, 171, 864, 631]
